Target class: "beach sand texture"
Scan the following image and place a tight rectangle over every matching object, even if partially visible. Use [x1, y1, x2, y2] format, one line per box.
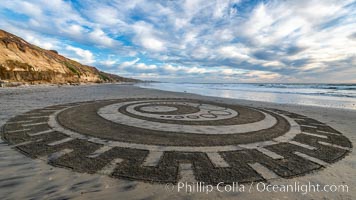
[0, 84, 355, 200]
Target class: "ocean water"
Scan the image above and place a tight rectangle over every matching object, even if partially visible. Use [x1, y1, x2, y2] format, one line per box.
[137, 82, 356, 110]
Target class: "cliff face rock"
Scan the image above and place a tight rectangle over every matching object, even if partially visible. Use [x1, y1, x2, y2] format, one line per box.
[0, 29, 138, 84]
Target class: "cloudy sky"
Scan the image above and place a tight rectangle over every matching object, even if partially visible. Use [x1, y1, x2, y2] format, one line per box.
[1, 0, 356, 83]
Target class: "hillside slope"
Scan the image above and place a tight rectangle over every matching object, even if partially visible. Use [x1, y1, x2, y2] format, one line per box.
[0, 29, 138, 85]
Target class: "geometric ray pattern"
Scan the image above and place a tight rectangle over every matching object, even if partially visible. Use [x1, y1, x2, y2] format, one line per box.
[1, 98, 352, 184]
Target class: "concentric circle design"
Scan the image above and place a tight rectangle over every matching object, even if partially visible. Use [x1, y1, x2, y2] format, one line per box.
[121, 101, 239, 121]
[140, 105, 178, 113]
[98, 100, 275, 134]
[1, 98, 352, 184]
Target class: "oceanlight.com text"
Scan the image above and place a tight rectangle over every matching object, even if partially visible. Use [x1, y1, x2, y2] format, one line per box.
[164, 182, 349, 195]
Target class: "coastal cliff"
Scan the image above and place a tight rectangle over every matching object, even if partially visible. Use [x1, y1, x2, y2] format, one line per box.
[0, 29, 138, 85]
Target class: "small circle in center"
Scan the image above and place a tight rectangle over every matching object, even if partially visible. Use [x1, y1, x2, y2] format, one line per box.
[140, 105, 178, 113]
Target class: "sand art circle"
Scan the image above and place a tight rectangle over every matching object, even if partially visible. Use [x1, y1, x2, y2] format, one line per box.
[139, 105, 178, 113]
[1, 98, 352, 184]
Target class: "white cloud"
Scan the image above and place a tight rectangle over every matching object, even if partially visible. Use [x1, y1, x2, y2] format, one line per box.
[140, 37, 165, 52]
[91, 6, 122, 26]
[25, 35, 56, 50]
[89, 29, 116, 47]
[136, 63, 157, 70]
[119, 58, 140, 68]
[191, 47, 210, 59]
[243, 3, 275, 43]
[100, 55, 120, 67]
[161, 64, 179, 72]
[118, 61, 158, 74]
[1, 1, 43, 18]
[218, 45, 250, 61]
[160, 64, 208, 75]
[65, 46, 95, 64]
[64, 24, 84, 38]
[101, 60, 117, 66]
[132, 21, 166, 52]
[245, 71, 281, 80]
[262, 61, 286, 68]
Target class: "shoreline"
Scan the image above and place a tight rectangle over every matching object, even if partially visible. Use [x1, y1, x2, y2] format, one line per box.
[139, 84, 356, 113]
[0, 84, 355, 199]
[3, 82, 356, 112]
[138, 82, 356, 111]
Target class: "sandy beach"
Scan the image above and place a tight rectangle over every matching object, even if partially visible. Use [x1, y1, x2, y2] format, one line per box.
[0, 84, 355, 200]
